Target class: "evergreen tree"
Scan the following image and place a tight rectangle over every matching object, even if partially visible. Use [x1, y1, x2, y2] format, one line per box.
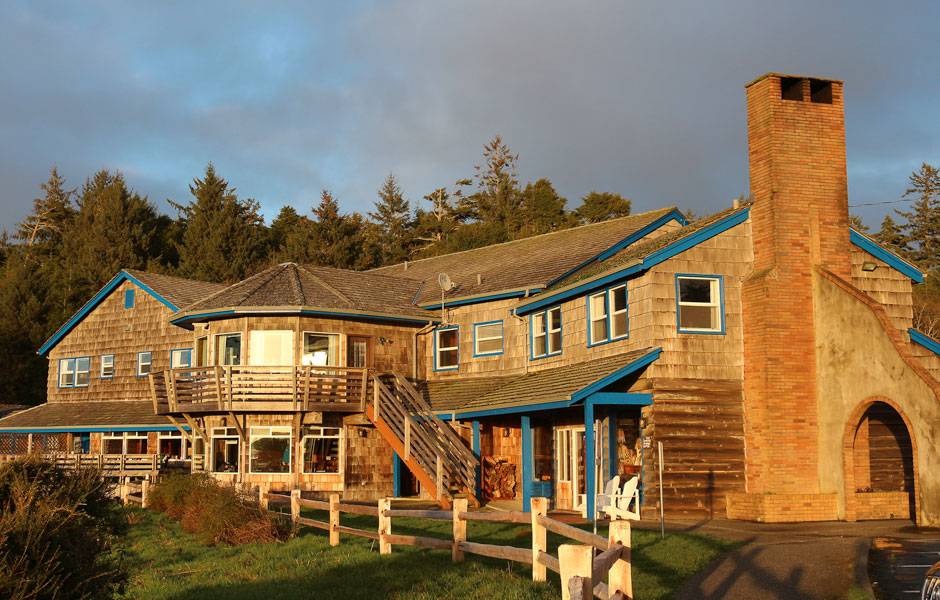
[575, 191, 632, 224]
[413, 181, 472, 256]
[517, 178, 571, 237]
[368, 174, 413, 264]
[15, 167, 75, 250]
[470, 135, 522, 235]
[174, 164, 268, 283]
[269, 206, 303, 255]
[849, 214, 869, 233]
[310, 190, 363, 269]
[896, 163, 940, 272]
[875, 214, 907, 252]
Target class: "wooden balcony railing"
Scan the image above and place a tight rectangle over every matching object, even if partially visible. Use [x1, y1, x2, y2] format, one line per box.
[150, 365, 371, 415]
[0, 453, 162, 476]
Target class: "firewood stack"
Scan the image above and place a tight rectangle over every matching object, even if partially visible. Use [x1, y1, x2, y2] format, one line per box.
[482, 456, 516, 500]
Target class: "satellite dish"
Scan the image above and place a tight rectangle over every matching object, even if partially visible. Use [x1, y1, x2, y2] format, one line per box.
[437, 272, 455, 291]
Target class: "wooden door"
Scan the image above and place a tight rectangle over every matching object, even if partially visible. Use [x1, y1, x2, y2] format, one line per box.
[347, 336, 372, 369]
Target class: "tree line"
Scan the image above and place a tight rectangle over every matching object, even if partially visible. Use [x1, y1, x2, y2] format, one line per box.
[0, 136, 633, 405]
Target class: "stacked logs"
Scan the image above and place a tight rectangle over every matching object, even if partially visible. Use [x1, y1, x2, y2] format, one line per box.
[482, 456, 516, 500]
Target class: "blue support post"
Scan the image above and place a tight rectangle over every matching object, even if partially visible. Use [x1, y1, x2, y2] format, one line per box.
[471, 421, 481, 500]
[392, 452, 401, 498]
[584, 403, 595, 520]
[608, 413, 618, 480]
[521, 415, 532, 512]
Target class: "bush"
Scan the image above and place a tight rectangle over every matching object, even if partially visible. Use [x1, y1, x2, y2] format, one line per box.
[148, 474, 290, 545]
[0, 457, 127, 600]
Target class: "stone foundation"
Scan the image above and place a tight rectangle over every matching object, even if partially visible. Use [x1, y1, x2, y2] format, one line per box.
[726, 492, 839, 522]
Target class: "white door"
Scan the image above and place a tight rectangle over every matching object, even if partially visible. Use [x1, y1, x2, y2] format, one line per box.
[554, 426, 586, 512]
[249, 331, 294, 366]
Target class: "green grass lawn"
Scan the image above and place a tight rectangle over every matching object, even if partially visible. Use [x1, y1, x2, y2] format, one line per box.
[118, 508, 735, 600]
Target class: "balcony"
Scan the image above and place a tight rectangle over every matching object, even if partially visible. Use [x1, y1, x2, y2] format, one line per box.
[0, 453, 162, 476]
[150, 366, 371, 415]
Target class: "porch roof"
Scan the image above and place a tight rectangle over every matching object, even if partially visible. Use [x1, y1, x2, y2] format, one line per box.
[427, 347, 660, 418]
[0, 401, 174, 432]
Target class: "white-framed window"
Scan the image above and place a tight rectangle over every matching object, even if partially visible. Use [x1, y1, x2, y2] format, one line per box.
[434, 326, 459, 371]
[531, 307, 562, 358]
[103, 431, 124, 454]
[136, 352, 153, 376]
[588, 284, 628, 345]
[302, 332, 339, 367]
[216, 333, 242, 366]
[100, 354, 115, 379]
[249, 426, 292, 474]
[210, 427, 240, 473]
[158, 430, 188, 460]
[473, 321, 504, 357]
[59, 357, 91, 388]
[170, 348, 192, 369]
[102, 431, 149, 454]
[302, 427, 342, 474]
[195, 336, 209, 367]
[676, 275, 724, 334]
[250, 330, 294, 366]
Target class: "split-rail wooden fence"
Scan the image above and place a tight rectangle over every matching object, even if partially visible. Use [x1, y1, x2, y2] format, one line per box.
[263, 491, 633, 600]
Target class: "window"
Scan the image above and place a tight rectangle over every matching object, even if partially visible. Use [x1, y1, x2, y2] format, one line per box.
[347, 336, 370, 368]
[302, 333, 339, 367]
[676, 275, 724, 334]
[124, 288, 135, 309]
[530, 307, 562, 359]
[100, 354, 115, 379]
[103, 431, 124, 454]
[217, 333, 242, 366]
[303, 427, 341, 474]
[249, 426, 292, 474]
[158, 430, 188, 460]
[210, 427, 240, 473]
[137, 352, 153, 376]
[195, 336, 208, 367]
[434, 327, 459, 371]
[587, 284, 628, 346]
[473, 321, 503, 357]
[170, 348, 192, 369]
[59, 357, 90, 387]
[102, 431, 148, 454]
[250, 330, 294, 366]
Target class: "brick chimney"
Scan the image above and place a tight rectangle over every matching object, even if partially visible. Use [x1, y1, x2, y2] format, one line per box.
[741, 74, 850, 502]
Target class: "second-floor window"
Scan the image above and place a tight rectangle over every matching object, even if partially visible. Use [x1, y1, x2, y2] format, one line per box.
[588, 284, 628, 346]
[195, 337, 208, 367]
[100, 354, 115, 379]
[217, 333, 242, 366]
[531, 307, 562, 358]
[434, 326, 459, 371]
[302, 332, 339, 367]
[171, 348, 192, 369]
[137, 352, 152, 376]
[676, 274, 724, 334]
[59, 357, 91, 388]
[473, 321, 504, 357]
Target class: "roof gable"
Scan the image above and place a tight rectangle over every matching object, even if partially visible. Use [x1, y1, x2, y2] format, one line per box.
[849, 229, 925, 283]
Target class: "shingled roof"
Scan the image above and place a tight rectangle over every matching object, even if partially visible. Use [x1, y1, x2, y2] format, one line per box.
[174, 262, 436, 323]
[125, 270, 226, 309]
[372, 207, 685, 306]
[0, 401, 171, 430]
[423, 347, 659, 415]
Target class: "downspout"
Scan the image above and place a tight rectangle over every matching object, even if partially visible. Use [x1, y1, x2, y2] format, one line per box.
[511, 287, 535, 375]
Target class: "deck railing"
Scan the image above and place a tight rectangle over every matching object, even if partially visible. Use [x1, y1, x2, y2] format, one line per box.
[150, 365, 370, 414]
[0, 453, 162, 476]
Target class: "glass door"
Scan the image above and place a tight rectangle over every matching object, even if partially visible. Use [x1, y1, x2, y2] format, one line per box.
[554, 426, 586, 512]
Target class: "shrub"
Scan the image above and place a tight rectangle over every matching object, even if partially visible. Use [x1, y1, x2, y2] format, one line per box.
[0, 457, 127, 600]
[148, 473, 290, 545]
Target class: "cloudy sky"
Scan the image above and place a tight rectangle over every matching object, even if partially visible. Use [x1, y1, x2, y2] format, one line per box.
[1, 1, 938, 232]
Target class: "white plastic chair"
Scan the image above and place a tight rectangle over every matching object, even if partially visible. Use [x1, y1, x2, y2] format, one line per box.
[602, 475, 641, 520]
[595, 476, 621, 516]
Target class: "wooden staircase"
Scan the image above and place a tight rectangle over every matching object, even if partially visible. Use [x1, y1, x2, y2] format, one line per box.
[366, 372, 479, 507]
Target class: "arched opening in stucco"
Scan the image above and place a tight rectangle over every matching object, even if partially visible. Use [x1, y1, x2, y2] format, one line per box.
[847, 401, 915, 520]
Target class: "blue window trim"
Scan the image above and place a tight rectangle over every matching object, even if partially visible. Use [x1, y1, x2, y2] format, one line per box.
[433, 325, 460, 372]
[170, 347, 193, 369]
[528, 306, 563, 360]
[472, 320, 504, 358]
[675, 273, 726, 335]
[124, 288, 136, 309]
[136, 351, 153, 377]
[586, 284, 629, 348]
[100, 354, 115, 379]
[57, 356, 92, 388]
[910, 328, 940, 356]
[850, 229, 925, 283]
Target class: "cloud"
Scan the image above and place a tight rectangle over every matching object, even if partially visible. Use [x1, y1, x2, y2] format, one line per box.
[1, 0, 938, 231]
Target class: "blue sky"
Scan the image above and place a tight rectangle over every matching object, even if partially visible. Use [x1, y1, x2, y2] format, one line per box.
[1, 1, 938, 232]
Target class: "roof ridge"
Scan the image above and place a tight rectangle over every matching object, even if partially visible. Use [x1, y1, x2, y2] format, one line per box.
[371, 206, 679, 272]
[296, 264, 353, 305]
[124, 268, 223, 287]
[287, 264, 307, 305]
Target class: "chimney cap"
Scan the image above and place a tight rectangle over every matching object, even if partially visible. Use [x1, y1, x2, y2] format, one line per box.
[745, 72, 842, 89]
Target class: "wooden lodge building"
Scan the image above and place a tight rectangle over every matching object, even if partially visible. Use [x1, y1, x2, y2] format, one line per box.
[2, 73, 940, 525]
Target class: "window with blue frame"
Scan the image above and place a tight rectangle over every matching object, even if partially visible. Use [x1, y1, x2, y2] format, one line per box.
[59, 357, 91, 387]
[676, 274, 724, 334]
[473, 321, 503, 357]
[136, 351, 153, 376]
[434, 326, 459, 371]
[124, 288, 136, 309]
[530, 306, 562, 358]
[587, 284, 628, 346]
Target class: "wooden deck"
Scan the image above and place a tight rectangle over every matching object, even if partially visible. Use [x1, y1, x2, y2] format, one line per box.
[150, 365, 370, 415]
[0, 452, 163, 476]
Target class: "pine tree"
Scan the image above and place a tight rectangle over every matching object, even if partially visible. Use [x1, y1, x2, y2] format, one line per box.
[310, 190, 363, 269]
[575, 192, 632, 224]
[15, 167, 75, 250]
[269, 206, 303, 255]
[875, 214, 907, 252]
[368, 174, 413, 264]
[413, 181, 472, 256]
[849, 214, 869, 233]
[174, 164, 268, 283]
[471, 135, 522, 235]
[896, 163, 940, 272]
[517, 178, 571, 237]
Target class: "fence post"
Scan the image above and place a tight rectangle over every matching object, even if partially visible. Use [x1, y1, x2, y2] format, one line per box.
[329, 493, 340, 547]
[141, 479, 150, 508]
[119, 478, 129, 505]
[290, 489, 301, 524]
[608, 520, 633, 600]
[559, 544, 593, 600]
[378, 497, 391, 555]
[531, 496, 548, 582]
[258, 486, 268, 511]
[452, 497, 467, 563]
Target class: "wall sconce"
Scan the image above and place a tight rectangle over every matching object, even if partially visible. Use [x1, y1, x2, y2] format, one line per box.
[357, 428, 368, 438]
[861, 261, 878, 272]
[378, 337, 390, 345]
[502, 427, 511, 438]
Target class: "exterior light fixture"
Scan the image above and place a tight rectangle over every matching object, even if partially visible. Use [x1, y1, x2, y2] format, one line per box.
[862, 262, 878, 272]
